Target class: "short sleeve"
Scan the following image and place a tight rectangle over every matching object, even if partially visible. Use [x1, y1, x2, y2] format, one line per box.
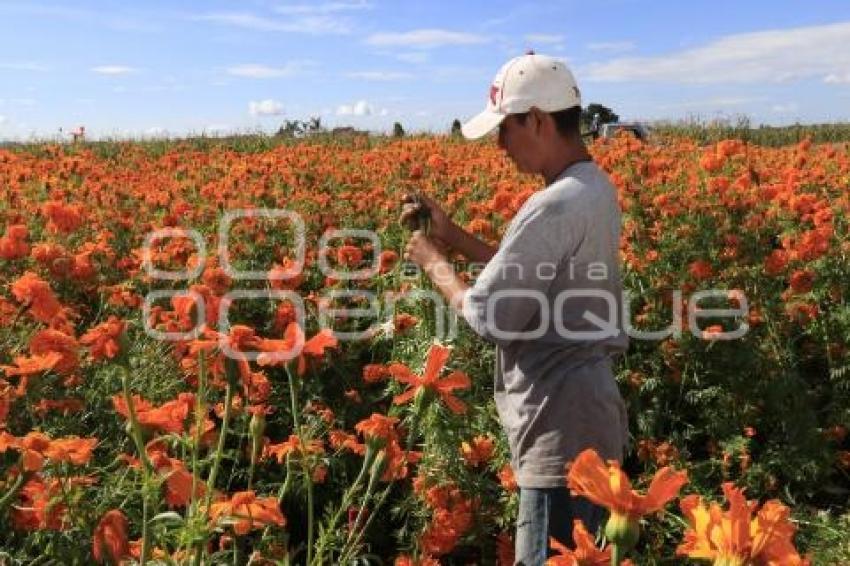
[461, 202, 578, 347]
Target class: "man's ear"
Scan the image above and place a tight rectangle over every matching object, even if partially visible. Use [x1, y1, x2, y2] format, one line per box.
[530, 107, 547, 135]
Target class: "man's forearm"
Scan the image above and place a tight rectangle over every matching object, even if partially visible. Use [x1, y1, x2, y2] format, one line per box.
[424, 256, 469, 312]
[446, 222, 497, 264]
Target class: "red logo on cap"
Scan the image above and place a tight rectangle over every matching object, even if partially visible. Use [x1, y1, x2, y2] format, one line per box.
[489, 85, 499, 106]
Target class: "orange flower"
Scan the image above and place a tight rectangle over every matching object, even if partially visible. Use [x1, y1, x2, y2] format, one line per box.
[256, 323, 337, 376]
[17, 432, 52, 471]
[763, 249, 789, 276]
[379, 250, 399, 274]
[43, 436, 98, 466]
[355, 413, 400, 447]
[146, 442, 206, 508]
[268, 258, 304, 290]
[1, 352, 63, 394]
[266, 434, 325, 463]
[10, 271, 64, 324]
[460, 435, 495, 468]
[547, 520, 611, 565]
[297, 326, 338, 376]
[788, 269, 815, 294]
[112, 393, 194, 434]
[0, 223, 29, 259]
[567, 449, 687, 518]
[29, 329, 80, 376]
[336, 244, 364, 267]
[498, 464, 517, 492]
[92, 509, 130, 564]
[393, 313, 419, 334]
[42, 200, 85, 233]
[80, 316, 126, 361]
[567, 448, 687, 549]
[389, 344, 470, 414]
[688, 260, 714, 281]
[677, 482, 807, 565]
[255, 321, 304, 367]
[11, 476, 75, 530]
[6, 432, 97, 471]
[362, 363, 391, 384]
[418, 483, 474, 555]
[208, 490, 286, 535]
[328, 428, 366, 455]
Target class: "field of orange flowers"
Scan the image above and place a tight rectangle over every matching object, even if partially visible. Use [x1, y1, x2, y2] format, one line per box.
[0, 132, 848, 564]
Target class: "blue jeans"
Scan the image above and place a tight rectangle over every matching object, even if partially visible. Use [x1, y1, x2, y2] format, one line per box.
[514, 487, 607, 566]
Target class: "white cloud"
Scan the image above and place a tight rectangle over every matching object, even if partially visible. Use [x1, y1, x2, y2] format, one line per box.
[657, 96, 765, 112]
[0, 62, 49, 72]
[145, 127, 167, 137]
[195, 11, 351, 34]
[0, 116, 7, 126]
[8, 98, 36, 106]
[274, 1, 372, 15]
[393, 52, 430, 64]
[524, 33, 564, 45]
[336, 99, 374, 116]
[345, 71, 413, 81]
[91, 65, 137, 75]
[226, 62, 309, 78]
[586, 41, 635, 53]
[584, 21, 850, 84]
[379, 108, 389, 116]
[0, 3, 160, 33]
[771, 102, 799, 113]
[824, 72, 850, 84]
[249, 99, 284, 116]
[365, 29, 489, 49]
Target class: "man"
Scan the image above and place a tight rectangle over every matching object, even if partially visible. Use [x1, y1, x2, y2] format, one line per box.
[401, 52, 629, 565]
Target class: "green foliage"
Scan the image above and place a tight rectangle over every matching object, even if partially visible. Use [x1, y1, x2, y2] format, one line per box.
[582, 102, 619, 130]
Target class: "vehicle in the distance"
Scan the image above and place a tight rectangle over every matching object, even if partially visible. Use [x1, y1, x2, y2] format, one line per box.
[599, 121, 651, 141]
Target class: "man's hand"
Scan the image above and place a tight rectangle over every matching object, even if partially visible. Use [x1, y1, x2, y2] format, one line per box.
[404, 230, 468, 311]
[403, 230, 444, 273]
[399, 193, 454, 255]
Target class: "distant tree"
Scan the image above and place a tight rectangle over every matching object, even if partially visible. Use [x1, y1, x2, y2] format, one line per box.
[581, 103, 619, 131]
[305, 116, 322, 134]
[276, 119, 304, 138]
[450, 118, 462, 137]
[393, 122, 405, 137]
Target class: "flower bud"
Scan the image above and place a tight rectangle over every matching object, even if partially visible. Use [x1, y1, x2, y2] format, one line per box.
[604, 512, 640, 552]
[249, 411, 266, 442]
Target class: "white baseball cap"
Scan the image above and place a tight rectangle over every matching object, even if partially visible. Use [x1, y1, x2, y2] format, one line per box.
[461, 52, 582, 139]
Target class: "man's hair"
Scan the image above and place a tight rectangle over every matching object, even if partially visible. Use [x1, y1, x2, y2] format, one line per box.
[515, 106, 582, 139]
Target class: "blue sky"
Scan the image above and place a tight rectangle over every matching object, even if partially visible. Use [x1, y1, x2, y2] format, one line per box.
[1, 0, 849, 140]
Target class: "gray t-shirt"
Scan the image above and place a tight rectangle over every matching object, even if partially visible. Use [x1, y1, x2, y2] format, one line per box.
[461, 160, 629, 488]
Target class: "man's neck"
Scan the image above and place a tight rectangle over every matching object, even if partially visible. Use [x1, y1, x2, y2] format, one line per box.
[542, 140, 592, 185]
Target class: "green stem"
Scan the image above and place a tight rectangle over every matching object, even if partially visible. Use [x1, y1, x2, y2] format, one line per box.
[277, 453, 293, 501]
[247, 442, 257, 491]
[611, 543, 624, 566]
[340, 455, 383, 560]
[285, 363, 315, 566]
[314, 446, 376, 564]
[120, 364, 152, 565]
[0, 470, 27, 513]
[196, 374, 234, 559]
[190, 353, 208, 566]
[340, 401, 425, 563]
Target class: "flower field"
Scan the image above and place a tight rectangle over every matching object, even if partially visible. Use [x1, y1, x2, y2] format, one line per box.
[0, 131, 848, 564]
